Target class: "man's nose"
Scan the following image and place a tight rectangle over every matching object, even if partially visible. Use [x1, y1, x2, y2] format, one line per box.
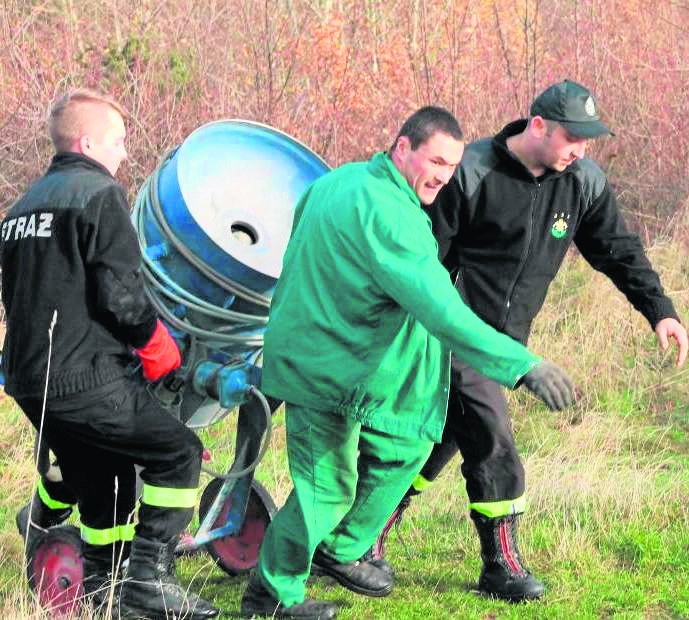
[573, 141, 587, 160]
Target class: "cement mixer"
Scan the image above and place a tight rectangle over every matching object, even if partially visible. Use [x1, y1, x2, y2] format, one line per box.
[24, 119, 329, 614]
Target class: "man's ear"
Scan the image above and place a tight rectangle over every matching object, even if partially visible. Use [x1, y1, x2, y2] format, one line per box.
[530, 116, 548, 137]
[395, 135, 411, 157]
[77, 134, 90, 155]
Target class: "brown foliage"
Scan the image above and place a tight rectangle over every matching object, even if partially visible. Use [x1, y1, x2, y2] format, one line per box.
[1, 0, 688, 235]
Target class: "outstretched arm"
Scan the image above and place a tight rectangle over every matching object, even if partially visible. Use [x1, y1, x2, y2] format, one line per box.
[367, 204, 575, 408]
[575, 180, 679, 330]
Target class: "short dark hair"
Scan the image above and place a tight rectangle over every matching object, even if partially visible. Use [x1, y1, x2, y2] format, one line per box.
[391, 106, 463, 151]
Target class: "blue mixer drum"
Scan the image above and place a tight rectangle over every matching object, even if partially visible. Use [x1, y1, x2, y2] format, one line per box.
[133, 120, 329, 426]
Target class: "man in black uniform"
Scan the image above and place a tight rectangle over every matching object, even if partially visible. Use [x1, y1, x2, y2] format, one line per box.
[371, 80, 687, 601]
[1, 88, 218, 618]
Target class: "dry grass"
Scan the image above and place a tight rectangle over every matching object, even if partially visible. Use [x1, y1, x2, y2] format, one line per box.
[1, 228, 687, 617]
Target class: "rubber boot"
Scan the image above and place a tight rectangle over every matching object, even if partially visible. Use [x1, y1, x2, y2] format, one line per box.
[471, 510, 545, 602]
[82, 542, 129, 610]
[365, 493, 414, 577]
[241, 573, 337, 619]
[121, 536, 219, 619]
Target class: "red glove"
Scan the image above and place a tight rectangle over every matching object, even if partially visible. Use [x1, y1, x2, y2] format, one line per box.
[135, 320, 181, 381]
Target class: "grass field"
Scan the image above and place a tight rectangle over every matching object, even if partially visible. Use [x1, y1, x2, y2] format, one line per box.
[1, 242, 688, 619]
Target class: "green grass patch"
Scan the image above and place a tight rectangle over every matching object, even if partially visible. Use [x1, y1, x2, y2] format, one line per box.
[1, 247, 688, 617]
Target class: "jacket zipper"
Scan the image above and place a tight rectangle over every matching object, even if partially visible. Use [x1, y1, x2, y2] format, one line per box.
[498, 181, 540, 329]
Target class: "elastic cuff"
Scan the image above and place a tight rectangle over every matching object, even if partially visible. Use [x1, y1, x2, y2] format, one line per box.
[644, 298, 679, 330]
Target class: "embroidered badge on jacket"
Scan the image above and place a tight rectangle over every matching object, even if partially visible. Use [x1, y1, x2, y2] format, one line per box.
[550, 212, 570, 239]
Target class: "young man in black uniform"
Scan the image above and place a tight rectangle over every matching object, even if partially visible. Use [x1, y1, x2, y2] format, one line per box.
[371, 80, 687, 601]
[1, 88, 218, 619]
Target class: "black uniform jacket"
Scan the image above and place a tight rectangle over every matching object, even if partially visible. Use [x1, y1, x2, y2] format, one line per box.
[0, 153, 157, 398]
[428, 119, 678, 344]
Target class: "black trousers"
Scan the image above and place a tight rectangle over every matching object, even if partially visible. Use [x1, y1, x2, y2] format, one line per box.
[18, 376, 203, 542]
[419, 357, 525, 504]
[40, 471, 79, 507]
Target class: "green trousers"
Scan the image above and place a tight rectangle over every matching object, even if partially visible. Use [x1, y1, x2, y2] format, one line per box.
[257, 403, 433, 606]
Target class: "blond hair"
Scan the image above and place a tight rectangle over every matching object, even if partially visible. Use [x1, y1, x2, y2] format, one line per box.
[48, 88, 127, 152]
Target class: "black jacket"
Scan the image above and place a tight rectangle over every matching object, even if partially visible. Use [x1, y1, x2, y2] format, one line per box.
[1, 153, 157, 398]
[427, 119, 678, 344]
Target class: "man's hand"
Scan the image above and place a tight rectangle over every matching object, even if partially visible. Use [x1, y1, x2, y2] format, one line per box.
[521, 361, 575, 411]
[655, 317, 688, 368]
[135, 320, 182, 381]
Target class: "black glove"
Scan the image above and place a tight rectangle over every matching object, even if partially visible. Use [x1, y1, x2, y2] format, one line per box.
[521, 361, 575, 411]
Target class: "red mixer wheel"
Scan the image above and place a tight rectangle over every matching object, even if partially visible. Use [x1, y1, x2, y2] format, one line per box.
[198, 478, 276, 575]
[26, 525, 84, 615]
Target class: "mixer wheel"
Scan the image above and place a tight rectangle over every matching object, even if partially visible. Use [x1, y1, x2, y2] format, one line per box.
[26, 525, 84, 615]
[198, 478, 276, 575]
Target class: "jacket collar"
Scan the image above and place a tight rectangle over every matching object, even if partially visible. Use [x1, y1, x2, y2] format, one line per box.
[369, 151, 421, 207]
[47, 151, 115, 178]
[492, 119, 578, 181]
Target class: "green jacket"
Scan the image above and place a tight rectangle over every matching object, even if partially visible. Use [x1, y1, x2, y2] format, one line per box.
[262, 152, 540, 442]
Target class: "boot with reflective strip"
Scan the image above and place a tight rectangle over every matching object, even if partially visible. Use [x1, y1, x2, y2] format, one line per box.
[470, 510, 545, 601]
[82, 541, 129, 610]
[121, 536, 219, 619]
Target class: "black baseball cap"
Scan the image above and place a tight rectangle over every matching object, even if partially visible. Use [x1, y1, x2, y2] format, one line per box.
[530, 79, 613, 138]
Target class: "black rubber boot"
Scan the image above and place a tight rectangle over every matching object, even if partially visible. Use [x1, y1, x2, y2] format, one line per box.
[15, 493, 72, 541]
[241, 573, 337, 619]
[82, 542, 129, 610]
[121, 536, 219, 619]
[312, 548, 393, 597]
[471, 510, 545, 602]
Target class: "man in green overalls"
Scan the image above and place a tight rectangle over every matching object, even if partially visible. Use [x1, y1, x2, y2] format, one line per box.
[241, 107, 575, 619]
